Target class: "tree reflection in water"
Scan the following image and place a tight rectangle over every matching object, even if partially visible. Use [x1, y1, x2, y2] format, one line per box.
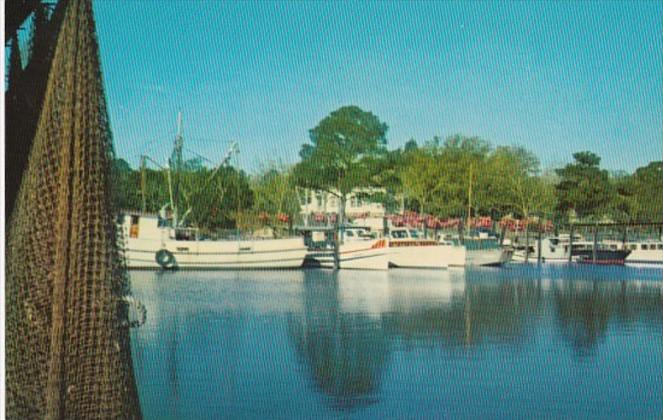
[128, 267, 662, 417]
[288, 267, 662, 409]
[553, 279, 663, 355]
[288, 270, 390, 409]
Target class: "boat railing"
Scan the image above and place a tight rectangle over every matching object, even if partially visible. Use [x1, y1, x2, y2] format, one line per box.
[195, 228, 304, 242]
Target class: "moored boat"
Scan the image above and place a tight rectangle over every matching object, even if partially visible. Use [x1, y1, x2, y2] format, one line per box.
[605, 240, 663, 267]
[301, 227, 389, 270]
[462, 237, 513, 266]
[574, 248, 631, 265]
[512, 234, 581, 263]
[388, 228, 461, 269]
[511, 235, 633, 265]
[120, 213, 308, 269]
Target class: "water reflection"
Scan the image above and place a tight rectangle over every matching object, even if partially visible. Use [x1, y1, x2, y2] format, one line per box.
[285, 267, 662, 409]
[553, 279, 663, 355]
[129, 266, 663, 418]
[383, 270, 543, 348]
[288, 271, 390, 408]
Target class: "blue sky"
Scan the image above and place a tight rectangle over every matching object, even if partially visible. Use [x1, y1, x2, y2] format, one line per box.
[92, 1, 662, 173]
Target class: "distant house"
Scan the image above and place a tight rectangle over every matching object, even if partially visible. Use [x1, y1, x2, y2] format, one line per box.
[299, 188, 386, 221]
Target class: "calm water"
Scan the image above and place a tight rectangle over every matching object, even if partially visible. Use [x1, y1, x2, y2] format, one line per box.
[129, 266, 663, 419]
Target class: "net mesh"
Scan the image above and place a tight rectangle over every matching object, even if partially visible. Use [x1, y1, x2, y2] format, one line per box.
[6, 0, 142, 418]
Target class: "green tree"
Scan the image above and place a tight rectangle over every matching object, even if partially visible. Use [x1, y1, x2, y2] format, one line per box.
[621, 161, 663, 221]
[110, 157, 254, 232]
[555, 151, 615, 221]
[111, 158, 141, 211]
[435, 135, 491, 218]
[399, 145, 442, 216]
[484, 146, 554, 220]
[252, 164, 301, 236]
[293, 106, 388, 240]
[179, 165, 253, 231]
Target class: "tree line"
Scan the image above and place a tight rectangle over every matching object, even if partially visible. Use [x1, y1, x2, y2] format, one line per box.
[292, 106, 663, 227]
[112, 105, 663, 233]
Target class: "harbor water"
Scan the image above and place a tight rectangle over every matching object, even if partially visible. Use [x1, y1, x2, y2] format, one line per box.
[129, 266, 662, 419]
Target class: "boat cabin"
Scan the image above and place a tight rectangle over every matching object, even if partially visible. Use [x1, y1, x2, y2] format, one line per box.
[120, 213, 199, 241]
[389, 229, 423, 240]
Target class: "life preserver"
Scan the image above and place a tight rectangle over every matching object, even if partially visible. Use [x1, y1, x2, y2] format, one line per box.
[155, 249, 176, 269]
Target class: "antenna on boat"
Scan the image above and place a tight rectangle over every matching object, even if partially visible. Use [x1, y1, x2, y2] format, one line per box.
[177, 112, 183, 139]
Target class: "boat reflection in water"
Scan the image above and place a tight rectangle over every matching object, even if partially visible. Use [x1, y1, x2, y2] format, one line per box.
[129, 266, 663, 419]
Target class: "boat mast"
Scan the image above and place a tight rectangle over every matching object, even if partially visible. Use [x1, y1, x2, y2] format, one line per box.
[169, 112, 184, 227]
[178, 141, 239, 227]
[467, 162, 473, 234]
[140, 155, 147, 213]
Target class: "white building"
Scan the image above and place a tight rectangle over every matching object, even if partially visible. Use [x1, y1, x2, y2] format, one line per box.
[299, 188, 386, 219]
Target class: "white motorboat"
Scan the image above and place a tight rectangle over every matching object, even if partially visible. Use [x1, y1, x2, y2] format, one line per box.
[120, 213, 308, 270]
[513, 235, 632, 265]
[302, 228, 389, 270]
[512, 234, 583, 263]
[337, 237, 390, 270]
[388, 228, 463, 269]
[605, 240, 663, 267]
[442, 235, 513, 267]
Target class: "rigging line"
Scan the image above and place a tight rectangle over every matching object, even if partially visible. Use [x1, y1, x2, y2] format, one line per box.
[181, 147, 216, 166]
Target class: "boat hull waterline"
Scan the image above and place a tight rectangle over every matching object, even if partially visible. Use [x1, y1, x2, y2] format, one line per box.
[124, 237, 309, 270]
[120, 213, 308, 270]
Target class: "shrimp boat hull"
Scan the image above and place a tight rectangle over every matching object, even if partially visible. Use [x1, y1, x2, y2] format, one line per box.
[120, 214, 308, 270]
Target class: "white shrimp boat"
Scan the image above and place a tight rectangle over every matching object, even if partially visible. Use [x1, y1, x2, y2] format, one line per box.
[119, 114, 308, 270]
[120, 213, 308, 269]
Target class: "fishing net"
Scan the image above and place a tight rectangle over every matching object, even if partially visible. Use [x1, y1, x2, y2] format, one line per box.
[6, 0, 142, 418]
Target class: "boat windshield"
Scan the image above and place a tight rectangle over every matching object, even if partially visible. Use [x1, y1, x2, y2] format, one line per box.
[173, 228, 197, 241]
[391, 230, 409, 239]
[409, 230, 420, 238]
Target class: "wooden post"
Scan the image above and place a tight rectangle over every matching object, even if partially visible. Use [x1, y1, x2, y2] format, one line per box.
[525, 220, 529, 264]
[333, 237, 340, 269]
[592, 223, 598, 263]
[499, 223, 507, 246]
[537, 220, 543, 264]
[568, 224, 574, 263]
[333, 226, 340, 270]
